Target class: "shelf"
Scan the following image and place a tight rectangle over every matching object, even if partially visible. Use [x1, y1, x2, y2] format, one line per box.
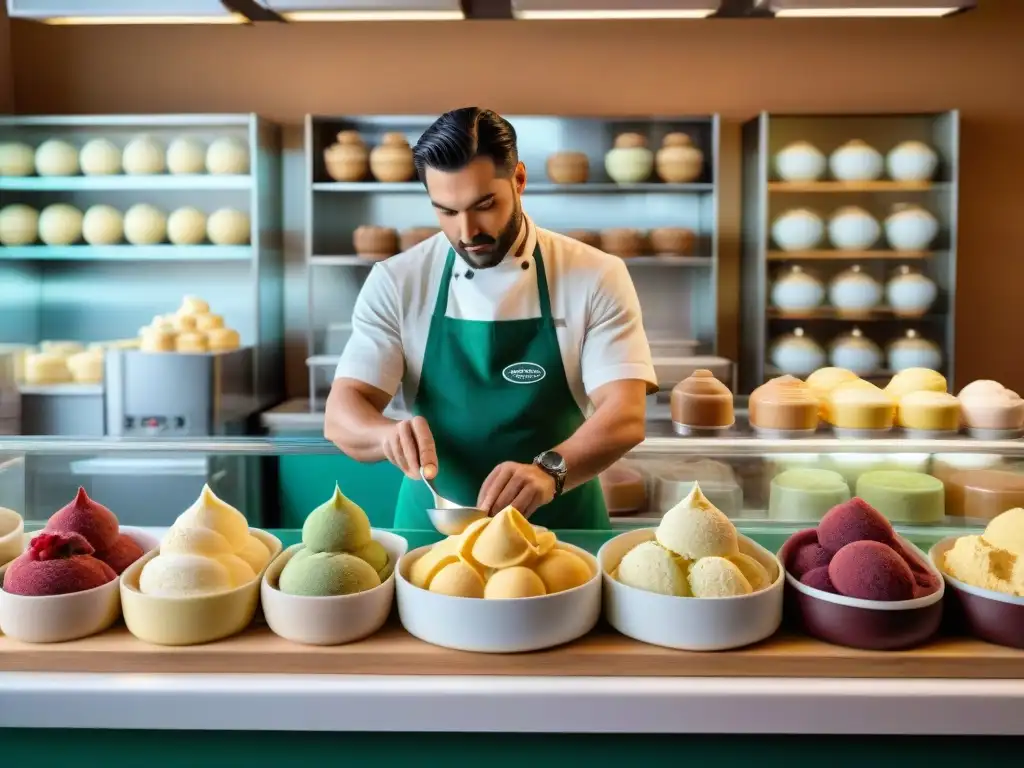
[768, 307, 938, 321]
[767, 250, 932, 261]
[768, 181, 938, 193]
[766, 367, 895, 380]
[310, 254, 712, 267]
[0, 175, 252, 191]
[0, 245, 252, 262]
[312, 181, 713, 194]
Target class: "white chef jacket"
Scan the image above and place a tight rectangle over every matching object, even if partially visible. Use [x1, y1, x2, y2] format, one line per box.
[335, 216, 657, 414]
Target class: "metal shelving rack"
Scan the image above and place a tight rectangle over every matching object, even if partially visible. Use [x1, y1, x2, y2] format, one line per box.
[0, 113, 283, 405]
[304, 113, 722, 409]
[739, 111, 960, 393]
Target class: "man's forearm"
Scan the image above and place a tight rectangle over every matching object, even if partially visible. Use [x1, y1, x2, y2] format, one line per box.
[551, 390, 647, 493]
[324, 380, 398, 463]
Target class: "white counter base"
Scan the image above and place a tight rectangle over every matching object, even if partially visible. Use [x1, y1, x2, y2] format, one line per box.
[3, 672, 1024, 734]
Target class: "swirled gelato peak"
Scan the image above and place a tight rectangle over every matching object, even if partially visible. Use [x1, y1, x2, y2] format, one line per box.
[656, 482, 739, 561]
[302, 484, 372, 553]
[958, 380, 1024, 431]
[175, 484, 251, 551]
[3, 531, 117, 596]
[45, 486, 119, 552]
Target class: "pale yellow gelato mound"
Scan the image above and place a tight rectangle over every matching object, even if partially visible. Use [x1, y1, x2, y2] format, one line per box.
[429, 560, 485, 598]
[139, 553, 234, 597]
[484, 566, 546, 599]
[942, 507, 1024, 597]
[616, 540, 689, 597]
[175, 484, 251, 551]
[656, 483, 739, 560]
[355, 539, 391, 578]
[806, 367, 860, 422]
[532, 549, 592, 594]
[688, 556, 753, 598]
[728, 552, 772, 591]
[237, 534, 272, 572]
[885, 367, 948, 400]
[409, 510, 590, 599]
[471, 506, 539, 568]
[982, 507, 1024, 554]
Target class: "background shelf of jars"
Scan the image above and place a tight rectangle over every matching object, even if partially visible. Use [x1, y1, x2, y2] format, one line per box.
[0, 114, 284, 404]
[303, 114, 722, 410]
[738, 111, 959, 394]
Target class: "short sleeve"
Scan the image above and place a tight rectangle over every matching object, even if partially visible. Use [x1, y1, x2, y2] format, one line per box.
[580, 258, 658, 395]
[333, 263, 405, 397]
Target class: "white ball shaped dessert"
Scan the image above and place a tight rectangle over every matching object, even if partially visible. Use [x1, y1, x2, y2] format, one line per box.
[35, 139, 80, 177]
[167, 207, 208, 245]
[124, 204, 167, 245]
[38, 204, 84, 246]
[166, 138, 207, 175]
[79, 139, 122, 176]
[207, 208, 250, 245]
[0, 204, 39, 246]
[82, 205, 125, 246]
[206, 137, 249, 175]
[123, 136, 166, 175]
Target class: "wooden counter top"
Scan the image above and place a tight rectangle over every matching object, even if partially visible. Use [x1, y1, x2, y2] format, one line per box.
[3, 621, 1024, 678]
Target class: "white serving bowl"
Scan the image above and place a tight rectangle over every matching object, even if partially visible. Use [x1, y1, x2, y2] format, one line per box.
[0, 507, 24, 566]
[261, 530, 408, 646]
[395, 541, 601, 653]
[0, 527, 159, 644]
[120, 528, 282, 646]
[599, 528, 784, 651]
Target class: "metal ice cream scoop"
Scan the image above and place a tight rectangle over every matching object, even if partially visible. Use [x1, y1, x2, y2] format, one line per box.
[420, 466, 486, 535]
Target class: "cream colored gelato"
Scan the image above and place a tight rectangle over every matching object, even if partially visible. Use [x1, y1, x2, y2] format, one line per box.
[656, 484, 739, 560]
[616, 540, 690, 597]
[958, 380, 1024, 432]
[942, 508, 1024, 596]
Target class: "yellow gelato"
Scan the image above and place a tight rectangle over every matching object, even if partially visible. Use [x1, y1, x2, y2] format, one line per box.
[942, 508, 1024, 596]
[806, 367, 860, 422]
[615, 482, 773, 599]
[407, 506, 592, 599]
[139, 484, 265, 597]
[885, 367, 948, 400]
[277, 484, 389, 596]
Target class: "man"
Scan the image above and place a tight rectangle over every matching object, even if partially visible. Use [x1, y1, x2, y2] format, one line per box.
[325, 107, 656, 531]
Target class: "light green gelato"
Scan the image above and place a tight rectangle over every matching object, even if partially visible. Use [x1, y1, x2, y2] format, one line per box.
[354, 539, 391, 579]
[279, 551, 381, 597]
[302, 485, 372, 553]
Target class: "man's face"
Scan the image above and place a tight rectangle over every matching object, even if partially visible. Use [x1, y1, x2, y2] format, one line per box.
[425, 157, 526, 269]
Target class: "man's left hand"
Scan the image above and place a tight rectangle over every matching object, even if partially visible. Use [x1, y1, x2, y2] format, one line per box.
[477, 462, 556, 518]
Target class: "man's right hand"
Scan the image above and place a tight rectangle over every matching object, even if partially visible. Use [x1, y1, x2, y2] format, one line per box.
[380, 416, 438, 480]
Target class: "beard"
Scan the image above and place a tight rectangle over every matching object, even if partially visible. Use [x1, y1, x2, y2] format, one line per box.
[455, 196, 524, 269]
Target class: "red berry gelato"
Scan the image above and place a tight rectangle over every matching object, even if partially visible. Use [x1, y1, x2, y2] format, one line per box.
[46, 487, 119, 552]
[791, 539, 831, 578]
[800, 566, 836, 593]
[97, 533, 145, 575]
[817, 498, 895, 556]
[2, 531, 117, 596]
[828, 540, 915, 602]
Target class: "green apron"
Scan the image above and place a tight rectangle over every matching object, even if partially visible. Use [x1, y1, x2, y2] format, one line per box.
[393, 240, 609, 531]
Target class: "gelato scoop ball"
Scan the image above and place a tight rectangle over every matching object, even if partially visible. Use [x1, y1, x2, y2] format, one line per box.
[817, 498, 895, 555]
[790, 539, 831, 577]
[828, 540, 914, 601]
[278, 551, 381, 597]
[800, 566, 836, 593]
[3, 531, 117, 596]
[97, 532, 145, 575]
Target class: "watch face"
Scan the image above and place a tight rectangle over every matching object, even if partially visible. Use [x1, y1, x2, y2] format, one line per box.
[539, 451, 567, 473]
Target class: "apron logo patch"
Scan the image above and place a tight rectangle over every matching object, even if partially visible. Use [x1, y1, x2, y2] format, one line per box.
[502, 362, 546, 384]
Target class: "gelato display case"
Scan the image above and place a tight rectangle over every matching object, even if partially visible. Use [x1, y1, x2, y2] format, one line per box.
[3, 430, 1024, 749]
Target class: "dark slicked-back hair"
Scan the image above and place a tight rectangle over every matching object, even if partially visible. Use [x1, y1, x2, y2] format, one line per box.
[413, 108, 519, 181]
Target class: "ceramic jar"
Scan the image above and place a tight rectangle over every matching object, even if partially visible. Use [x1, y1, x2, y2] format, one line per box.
[828, 265, 882, 315]
[829, 328, 882, 376]
[0, 142, 35, 176]
[546, 151, 589, 184]
[885, 204, 939, 251]
[324, 131, 369, 182]
[565, 230, 601, 249]
[648, 227, 696, 256]
[771, 265, 825, 312]
[600, 228, 645, 258]
[655, 132, 703, 183]
[605, 133, 654, 184]
[370, 132, 415, 183]
[886, 265, 937, 317]
[827, 206, 881, 251]
[886, 141, 938, 182]
[774, 141, 826, 182]
[770, 328, 826, 377]
[771, 208, 825, 251]
[887, 329, 942, 372]
[354, 225, 399, 261]
[829, 140, 884, 182]
[399, 227, 440, 251]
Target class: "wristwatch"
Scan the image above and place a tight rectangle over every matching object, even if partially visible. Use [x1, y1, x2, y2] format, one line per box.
[533, 451, 568, 499]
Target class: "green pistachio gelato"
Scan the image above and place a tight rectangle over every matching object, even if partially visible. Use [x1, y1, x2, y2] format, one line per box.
[354, 539, 391, 579]
[279, 551, 381, 597]
[302, 485, 372, 553]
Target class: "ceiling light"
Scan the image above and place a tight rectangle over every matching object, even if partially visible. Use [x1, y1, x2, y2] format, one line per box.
[512, 0, 720, 20]
[266, 1, 464, 21]
[767, 0, 975, 17]
[7, 0, 246, 24]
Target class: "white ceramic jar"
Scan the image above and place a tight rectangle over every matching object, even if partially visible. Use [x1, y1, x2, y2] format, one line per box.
[605, 133, 654, 184]
[774, 141, 826, 182]
[827, 206, 881, 250]
[887, 329, 942, 372]
[829, 140, 884, 182]
[771, 265, 825, 312]
[886, 141, 938, 182]
[886, 265, 937, 317]
[885, 204, 939, 251]
[829, 328, 882, 376]
[828, 265, 882, 314]
[770, 328, 826, 376]
[771, 208, 824, 251]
